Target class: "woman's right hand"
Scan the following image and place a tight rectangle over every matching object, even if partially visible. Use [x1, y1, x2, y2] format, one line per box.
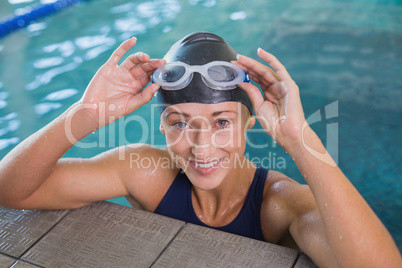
[79, 37, 166, 129]
[234, 49, 305, 149]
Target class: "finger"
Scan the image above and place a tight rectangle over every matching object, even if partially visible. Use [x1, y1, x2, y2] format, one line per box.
[238, 82, 264, 114]
[233, 61, 275, 89]
[135, 72, 152, 88]
[233, 61, 265, 85]
[129, 59, 166, 80]
[106, 37, 137, 66]
[121, 52, 150, 70]
[235, 55, 279, 85]
[257, 48, 293, 81]
[127, 83, 160, 113]
[132, 60, 166, 87]
[135, 59, 166, 73]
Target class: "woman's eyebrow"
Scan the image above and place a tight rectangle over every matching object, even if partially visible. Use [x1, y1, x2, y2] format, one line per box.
[165, 110, 238, 118]
[212, 110, 238, 116]
[165, 111, 190, 118]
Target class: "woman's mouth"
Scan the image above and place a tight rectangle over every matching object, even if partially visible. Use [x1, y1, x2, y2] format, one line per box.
[188, 158, 224, 175]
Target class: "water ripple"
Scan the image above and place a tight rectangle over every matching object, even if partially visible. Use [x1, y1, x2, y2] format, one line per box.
[110, 3, 134, 14]
[26, 58, 82, 91]
[0, 91, 7, 99]
[0, 112, 20, 138]
[230, 11, 247, 21]
[9, 0, 34, 4]
[0, 120, 20, 137]
[189, 0, 216, 7]
[0, 138, 20, 151]
[34, 102, 62, 115]
[75, 35, 115, 50]
[114, 18, 146, 34]
[85, 45, 114, 61]
[43, 41, 75, 58]
[0, 113, 17, 123]
[43, 88, 78, 101]
[33, 57, 64, 69]
[0, 100, 6, 109]
[137, 0, 181, 20]
[27, 22, 47, 33]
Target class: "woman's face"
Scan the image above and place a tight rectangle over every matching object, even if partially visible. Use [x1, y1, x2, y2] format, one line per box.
[160, 102, 255, 190]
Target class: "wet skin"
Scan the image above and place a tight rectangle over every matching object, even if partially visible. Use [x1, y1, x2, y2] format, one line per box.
[0, 38, 400, 268]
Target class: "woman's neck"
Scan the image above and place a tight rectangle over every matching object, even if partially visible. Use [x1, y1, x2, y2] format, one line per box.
[191, 158, 256, 227]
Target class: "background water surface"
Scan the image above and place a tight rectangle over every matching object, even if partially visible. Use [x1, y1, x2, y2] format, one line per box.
[0, 0, 401, 251]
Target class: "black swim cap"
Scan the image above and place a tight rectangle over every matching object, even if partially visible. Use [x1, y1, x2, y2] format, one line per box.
[155, 32, 253, 114]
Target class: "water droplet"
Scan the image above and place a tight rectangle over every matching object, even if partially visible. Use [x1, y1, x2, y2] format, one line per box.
[108, 103, 116, 111]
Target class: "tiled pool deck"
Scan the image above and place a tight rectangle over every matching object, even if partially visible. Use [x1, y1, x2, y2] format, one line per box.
[0, 201, 316, 267]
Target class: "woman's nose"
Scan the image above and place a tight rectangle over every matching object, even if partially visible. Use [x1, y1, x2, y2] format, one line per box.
[190, 128, 216, 160]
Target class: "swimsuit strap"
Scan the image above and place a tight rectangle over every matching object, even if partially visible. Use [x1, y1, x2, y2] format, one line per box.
[154, 166, 268, 241]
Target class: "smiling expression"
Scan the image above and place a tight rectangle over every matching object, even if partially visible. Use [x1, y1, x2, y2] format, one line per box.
[160, 102, 255, 190]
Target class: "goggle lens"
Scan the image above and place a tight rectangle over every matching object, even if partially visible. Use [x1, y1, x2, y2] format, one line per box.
[157, 65, 186, 82]
[152, 61, 249, 90]
[207, 65, 237, 82]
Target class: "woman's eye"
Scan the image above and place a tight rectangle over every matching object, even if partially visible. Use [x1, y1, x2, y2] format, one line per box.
[217, 119, 229, 128]
[174, 122, 188, 129]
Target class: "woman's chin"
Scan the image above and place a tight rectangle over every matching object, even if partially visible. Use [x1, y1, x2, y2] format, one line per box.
[186, 166, 227, 191]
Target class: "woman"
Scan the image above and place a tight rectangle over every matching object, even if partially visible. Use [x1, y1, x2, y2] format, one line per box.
[0, 32, 400, 267]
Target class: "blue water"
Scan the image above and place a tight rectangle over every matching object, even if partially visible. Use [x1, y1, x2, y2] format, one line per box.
[0, 0, 401, 251]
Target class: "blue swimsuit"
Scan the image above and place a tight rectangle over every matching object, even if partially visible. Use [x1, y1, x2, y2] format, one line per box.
[154, 166, 268, 241]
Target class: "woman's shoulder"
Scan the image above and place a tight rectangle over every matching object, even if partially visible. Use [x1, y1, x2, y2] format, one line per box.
[259, 169, 317, 243]
[262, 169, 309, 197]
[108, 144, 180, 211]
[261, 169, 315, 218]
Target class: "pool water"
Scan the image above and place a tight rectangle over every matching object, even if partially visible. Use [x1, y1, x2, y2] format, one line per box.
[0, 0, 401, 251]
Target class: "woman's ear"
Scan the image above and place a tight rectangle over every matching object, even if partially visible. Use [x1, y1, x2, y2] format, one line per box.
[159, 123, 166, 135]
[246, 115, 255, 130]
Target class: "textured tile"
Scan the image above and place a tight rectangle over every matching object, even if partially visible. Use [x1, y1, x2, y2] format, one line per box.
[294, 253, 317, 268]
[152, 223, 299, 268]
[0, 207, 69, 257]
[0, 253, 16, 268]
[8, 260, 42, 268]
[21, 201, 184, 268]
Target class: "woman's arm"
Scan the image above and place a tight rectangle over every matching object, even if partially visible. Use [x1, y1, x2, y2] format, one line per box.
[235, 49, 402, 267]
[0, 38, 165, 209]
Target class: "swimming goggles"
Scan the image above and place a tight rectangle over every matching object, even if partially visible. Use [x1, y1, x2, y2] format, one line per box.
[152, 61, 250, 90]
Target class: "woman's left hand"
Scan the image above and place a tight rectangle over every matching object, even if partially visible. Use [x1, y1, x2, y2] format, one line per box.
[234, 48, 306, 148]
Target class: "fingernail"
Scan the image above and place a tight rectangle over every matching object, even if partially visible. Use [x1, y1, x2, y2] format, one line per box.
[236, 54, 240, 60]
[152, 84, 160, 93]
[257, 47, 262, 53]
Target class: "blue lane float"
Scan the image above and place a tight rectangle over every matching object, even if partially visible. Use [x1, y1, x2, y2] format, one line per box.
[0, 0, 85, 39]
